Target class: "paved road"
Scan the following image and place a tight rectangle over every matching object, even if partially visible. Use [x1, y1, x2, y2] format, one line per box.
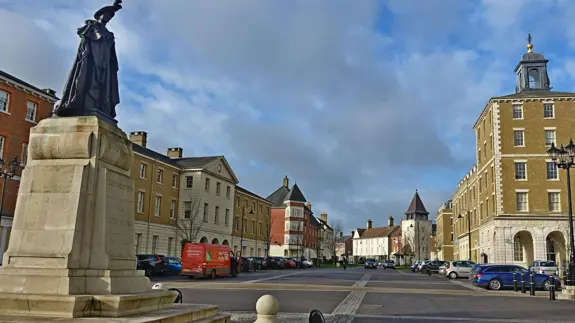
[153, 267, 575, 322]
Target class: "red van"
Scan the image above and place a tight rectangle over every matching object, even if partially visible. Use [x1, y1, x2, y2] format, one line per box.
[180, 243, 236, 278]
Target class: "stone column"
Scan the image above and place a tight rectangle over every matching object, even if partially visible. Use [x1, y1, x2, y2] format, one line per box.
[0, 226, 7, 265]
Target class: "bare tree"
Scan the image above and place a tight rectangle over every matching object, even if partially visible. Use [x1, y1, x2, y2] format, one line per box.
[315, 228, 325, 266]
[261, 212, 275, 257]
[325, 220, 343, 265]
[174, 196, 205, 250]
[402, 232, 416, 263]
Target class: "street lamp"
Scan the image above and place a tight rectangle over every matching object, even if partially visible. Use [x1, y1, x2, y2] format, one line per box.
[0, 157, 20, 218]
[239, 205, 254, 257]
[457, 210, 471, 262]
[547, 140, 575, 286]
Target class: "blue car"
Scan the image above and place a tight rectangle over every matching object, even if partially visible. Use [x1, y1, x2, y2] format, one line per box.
[473, 264, 560, 291]
[166, 256, 182, 274]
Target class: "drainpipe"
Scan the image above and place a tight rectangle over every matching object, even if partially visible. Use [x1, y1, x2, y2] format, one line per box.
[146, 163, 156, 253]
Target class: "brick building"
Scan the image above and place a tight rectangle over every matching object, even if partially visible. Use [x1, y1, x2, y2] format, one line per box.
[0, 70, 57, 264]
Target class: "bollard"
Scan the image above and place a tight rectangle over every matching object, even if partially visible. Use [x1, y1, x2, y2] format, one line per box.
[309, 309, 326, 323]
[254, 294, 279, 323]
[529, 272, 535, 296]
[513, 272, 518, 292]
[521, 272, 526, 294]
[549, 275, 556, 301]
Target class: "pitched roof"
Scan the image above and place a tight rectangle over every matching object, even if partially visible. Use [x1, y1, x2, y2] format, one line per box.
[132, 143, 180, 168]
[338, 235, 352, 242]
[285, 183, 307, 202]
[309, 215, 321, 228]
[235, 185, 271, 204]
[492, 90, 575, 100]
[354, 228, 366, 238]
[359, 226, 400, 239]
[174, 156, 221, 169]
[0, 69, 59, 101]
[405, 190, 429, 215]
[266, 186, 290, 207]
[317, 217, 332, 231]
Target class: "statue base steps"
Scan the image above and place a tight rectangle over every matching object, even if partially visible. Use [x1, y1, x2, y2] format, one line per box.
[0, 303, 230, 322]
[558, 285, 575, 300]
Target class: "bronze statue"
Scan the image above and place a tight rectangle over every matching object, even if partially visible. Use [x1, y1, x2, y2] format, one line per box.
[53, 0, 123, 124]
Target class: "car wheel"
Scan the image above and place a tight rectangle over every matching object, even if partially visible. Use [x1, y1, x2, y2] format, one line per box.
[448, 272, 458, 279]
[543, 279, 551, 291]
[210, 269, 217, 279]
[488, 279, 502, 291]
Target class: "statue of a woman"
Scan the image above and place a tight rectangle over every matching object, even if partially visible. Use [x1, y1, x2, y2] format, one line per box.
[53, 0, 123, 124]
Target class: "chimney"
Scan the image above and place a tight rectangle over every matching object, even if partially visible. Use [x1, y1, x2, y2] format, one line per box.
[351, 231, 354, 238]
[367, 219, 372, 230]
[42, 88, 57, 96]
[306, 202, 312, 210]
[167, 147, 183, 159]
[321, 212, 328, 223]
[339, 232, 343, 238]
[130, 131, 148, 148]
[283, 175, 289, 188]
[388, 216, 394, 227]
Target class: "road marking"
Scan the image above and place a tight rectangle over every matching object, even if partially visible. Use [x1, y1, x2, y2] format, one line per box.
[241, 271, 303, 284]
[330, 271, 374, 323]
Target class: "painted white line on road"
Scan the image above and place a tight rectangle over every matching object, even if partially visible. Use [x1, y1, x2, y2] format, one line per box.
[241, 271, 303, 284]
[330, 270, 374, 323]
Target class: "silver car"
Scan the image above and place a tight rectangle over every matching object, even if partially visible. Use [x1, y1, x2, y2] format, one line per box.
[444, 260, 475, 279]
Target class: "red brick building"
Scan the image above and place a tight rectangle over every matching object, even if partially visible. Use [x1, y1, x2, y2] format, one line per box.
[0, 70, 58, 264]
[266, 176, 321, 259]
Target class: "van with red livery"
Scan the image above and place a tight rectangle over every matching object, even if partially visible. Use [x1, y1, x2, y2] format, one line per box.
[180, 243, 236, 279]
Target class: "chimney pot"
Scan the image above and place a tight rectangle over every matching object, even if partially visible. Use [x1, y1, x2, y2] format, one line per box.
[167, 147, 183, 159]
[367, 219, 372, 230]
[321, 212, 328, 223]
[306, 202, 312, 210]
[283, 176, 289, 188]
[129, 131, 148, 148]
[388, 216, 394, 227]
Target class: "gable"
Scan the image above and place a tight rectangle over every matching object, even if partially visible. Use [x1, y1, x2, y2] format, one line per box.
[204, 157, 238, 184]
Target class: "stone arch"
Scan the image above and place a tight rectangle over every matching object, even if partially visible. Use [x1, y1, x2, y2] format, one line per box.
[546, 231, 566, 271]
[222, 240, 229, 246]
[199, 237, 208, 244]
[211, 238, 219, 245]
[513, 230, 534, 266]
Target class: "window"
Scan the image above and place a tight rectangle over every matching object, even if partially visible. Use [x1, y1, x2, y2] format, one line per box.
[258, 222, 263, 236]
[516, 192, 528, 212]
[0, 89, 9, 112]
[547, 162, 558, 180]
[203, 203, 208, 222]
[545, 130, 556, 146]
[544, 103, 555, 118]
[170, 200, 176, 219]
[216, 182, 221, 195]
[139, 164, 147, 179]
[226, 186, 231, 198]
[513, 130, 524, 147]
[528, 69, 540, 88]
[185, 176, 193, 188]
[225, 209, 230, 225]
[156, 169, 163, 184]
[205, 178, 210, 192]
[243, 218, 247, 232]
[168, 237, 174, 256]
[21, 143, 28, 166]
[234, 216, 240, 231]
[512, 105, 523, 119]
[251, 220, 255, 234]
[514, 237, 523, 262]
[137, 191, 145, 213]
[259, 205, 262, 214]
[184, 201, 192, 219]
[154, 196, 162, 217]
[483, 143, 486, 158]
[514, 162, 526, 180]
[215, 206, 220, 224]
[25, 101, 37, 122]
[152, 235, 159, 254]
[549, 192, 561, 212]
[172, 174, 178, 188]
[236, 197, 240, 207]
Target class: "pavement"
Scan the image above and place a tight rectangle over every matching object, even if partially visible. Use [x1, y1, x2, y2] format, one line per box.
[152, 267, 575, 322]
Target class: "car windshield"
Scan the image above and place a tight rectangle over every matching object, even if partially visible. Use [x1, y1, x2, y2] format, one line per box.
[540, 261, 556, 267]
[366, 258, 376, 262]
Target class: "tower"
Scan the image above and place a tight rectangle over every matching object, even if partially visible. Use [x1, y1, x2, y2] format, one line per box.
[514, 33, 551, 93]
[402, 190, 432, 261]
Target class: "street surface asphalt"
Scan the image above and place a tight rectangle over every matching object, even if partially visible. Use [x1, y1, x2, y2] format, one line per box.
[152, 266, 575, 323]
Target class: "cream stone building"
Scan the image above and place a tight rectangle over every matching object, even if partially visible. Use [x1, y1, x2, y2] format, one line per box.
[452, 38, 574, 272]
[352, 218, 400, 262]
[231, 186, 272, 257]
[435, 200, 454, 261]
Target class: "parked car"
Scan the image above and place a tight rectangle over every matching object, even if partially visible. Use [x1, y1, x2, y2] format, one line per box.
[284, 258, 297, 269]
[529, 260, 559, 275]
[249, 257, 266, 270]
[302, 258, 313, 268]
[266, 257, 285, 269]
[180, 243, 235, 278]
[473, 264, 561, 291]
[286, 257, 304, 269]
[444, 260, 475, 279]
[410, 261, 421, 272]
[383, 260, 396, 269]
[416, 260, 430, 272]
[137, 254, 169, 277]
[166, 256, 182, 274]
[438, 262, 449, 276]
[364, 258, 378, 269]
[421, 260, 446, 274]
[241, 257, 255, 272]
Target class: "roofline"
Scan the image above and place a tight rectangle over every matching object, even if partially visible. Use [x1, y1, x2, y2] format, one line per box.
[0, 70, 59, 102]
[133, 150, 181, 171]
[235, 185, 272, 205]
[203, 156, 240, 184]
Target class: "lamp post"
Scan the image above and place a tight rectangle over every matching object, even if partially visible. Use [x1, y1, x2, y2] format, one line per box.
[457, 210, 471, 262]
[0, 157, 20, 219]
[547, 140, 575, 286]
[239, 204, 254, 257]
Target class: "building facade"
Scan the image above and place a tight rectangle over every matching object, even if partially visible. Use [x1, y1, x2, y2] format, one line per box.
[231, 185, 272, 257]
[452, 38, 574, 272]
[401, 190, 432, 263]
[316, 211, 334, 261]
[435, 200, 454, 261]
[352, 217, 400, 261]
[0, 70, 57, 265]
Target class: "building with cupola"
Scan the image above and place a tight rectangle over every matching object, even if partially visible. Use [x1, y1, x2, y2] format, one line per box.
[401, 190, 433, 262]
[449, 35, 574, 272]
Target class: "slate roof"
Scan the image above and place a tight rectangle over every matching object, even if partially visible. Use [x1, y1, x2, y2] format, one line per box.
[284, 183, 307, 202]
[132, 143, 180, 167]
[266, 186, 290, 207]
[358, 226, 400, 239]
[0, 69, 59, 100]
[405, 190, 429, 216]
[174, 156, 221, 169]
[338, 235, 352, 242]
[317, 217, 333, 231]
[492, 90, 575, 100]
[309, 215, 321, 228]
[235, 185, 271, 203]
[354, 228, 366, 238]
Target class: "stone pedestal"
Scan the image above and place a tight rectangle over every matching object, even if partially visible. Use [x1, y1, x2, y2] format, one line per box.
[558, 285, 575, 300]
[0, 117, 175, 318]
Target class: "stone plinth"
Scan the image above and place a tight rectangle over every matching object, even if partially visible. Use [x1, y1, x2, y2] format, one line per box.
[0, 116, 173, 317]
[558, 285, 575, 300]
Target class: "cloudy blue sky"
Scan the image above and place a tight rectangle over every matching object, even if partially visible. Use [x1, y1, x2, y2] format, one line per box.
[2, 0, 575, 232]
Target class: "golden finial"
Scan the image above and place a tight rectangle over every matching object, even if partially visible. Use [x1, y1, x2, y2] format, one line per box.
[527, 32, 533, 53]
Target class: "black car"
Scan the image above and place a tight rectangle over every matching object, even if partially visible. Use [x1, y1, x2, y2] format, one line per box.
[364, 258, 378, 269]
[421, 260, 446, 274]
[249, 257, 266, 270]
[136, 254, 169, 277]
[265, 257, 285, 269]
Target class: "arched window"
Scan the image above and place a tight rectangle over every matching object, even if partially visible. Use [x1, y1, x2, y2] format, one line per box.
[513, 236, 523, 262]
[528, 69, 540, 88]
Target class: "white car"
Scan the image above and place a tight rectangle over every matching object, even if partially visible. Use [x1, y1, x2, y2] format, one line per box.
[302, 259, 313, 268]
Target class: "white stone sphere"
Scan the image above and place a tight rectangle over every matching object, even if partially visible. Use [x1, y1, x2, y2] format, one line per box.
[152, 283, 165, 290]
[256, 294, 279, 315]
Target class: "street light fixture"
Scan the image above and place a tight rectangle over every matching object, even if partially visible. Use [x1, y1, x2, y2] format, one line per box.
[547, 141, 575, 286]
[0, 157, 20, 219]
[457, 210, 471, 262]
